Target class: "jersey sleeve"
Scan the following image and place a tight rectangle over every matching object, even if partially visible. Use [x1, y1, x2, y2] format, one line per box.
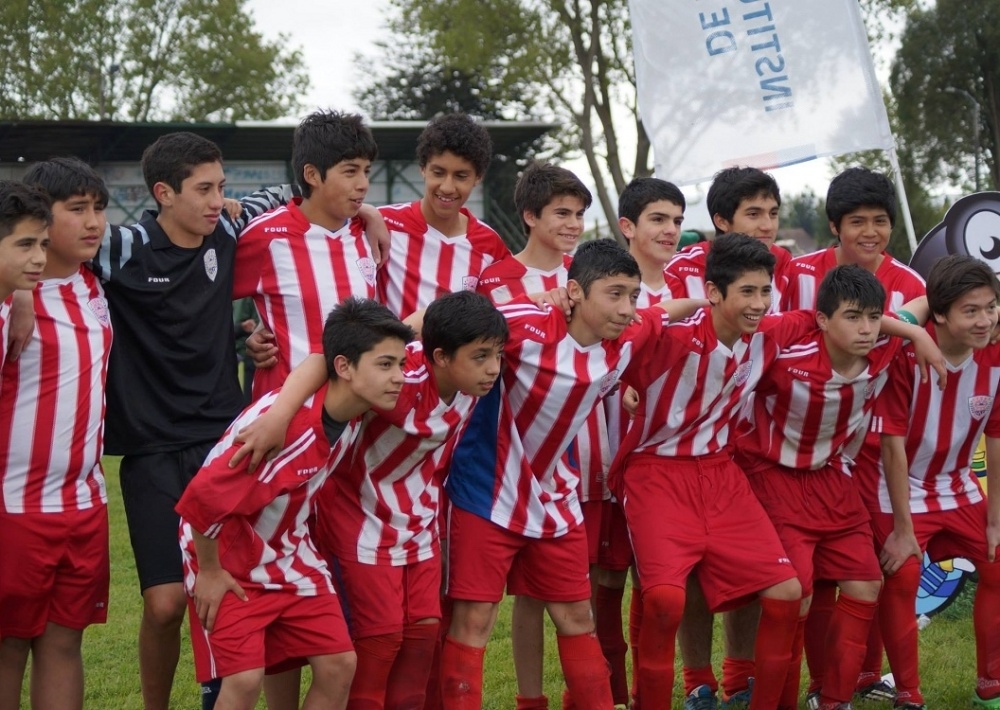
[757, 309, 817, 347]
[874, 347, 916, 437]
[232, 227, 271, 299]
[663, 258, 690, 299]
[230, 184, 295, 236]
[89, 223, 151, 282]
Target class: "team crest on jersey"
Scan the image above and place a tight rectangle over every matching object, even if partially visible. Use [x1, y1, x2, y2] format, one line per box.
[969, 395, 994, 420]
[733, 360, 753, 386]
[462, 276, 479, 291]
[356, 257, 377, 286]
[599, 369, 621, 396]
[87, 297, 111, 327]
[203, 248, 218, 282]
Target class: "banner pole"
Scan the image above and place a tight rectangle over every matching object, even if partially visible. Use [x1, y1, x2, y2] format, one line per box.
[887, 147, 919, 254]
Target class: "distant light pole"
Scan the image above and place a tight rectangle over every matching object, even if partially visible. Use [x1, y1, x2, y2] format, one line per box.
[945, 86, 982, 192]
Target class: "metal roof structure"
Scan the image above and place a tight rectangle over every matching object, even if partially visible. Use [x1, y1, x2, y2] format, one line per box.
[0, 119, 554, 164]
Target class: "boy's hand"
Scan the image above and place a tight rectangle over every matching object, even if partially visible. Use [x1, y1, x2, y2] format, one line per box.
[879, 527, 921, 575]
[229, 411, 289, 472]
[6, 290, 35, 360]
[246, 326, 278, 368]
[622, 386, 640, 417]
[194, 568, 247, 632]
[988, 520, 1000, 563]
[911, 332, 947, 390]
[531, 287, 573, 320]
[223, 198, 243, 220]
[359, 203, 390, 267]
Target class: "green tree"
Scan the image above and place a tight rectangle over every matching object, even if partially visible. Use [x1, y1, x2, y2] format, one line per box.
[0, 0, 309, 122]
[360, 0, 919, 241]
[891, 0, 1000, 191]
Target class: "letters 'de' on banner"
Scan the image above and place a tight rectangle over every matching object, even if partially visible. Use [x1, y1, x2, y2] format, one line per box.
[629, 0, 894, 185]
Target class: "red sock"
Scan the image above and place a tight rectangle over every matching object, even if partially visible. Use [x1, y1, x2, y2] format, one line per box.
[818, 592, 876, 705]
[683, 665, 719, 696]
[637, 584, 686, 710]
[556, 632, 613, 709]
[629, 582, 643, 708]
[749, 596, 799, 710]
[385, 623, 439, 709]
[975, 561, 1000, 697]
[879, 562, 923, 705]
[595, 584, 629, 705]
[516, 696, 550, 710]
[424, 599, 451, 710]
[721, 657, 755, 697]
[805, 582, 836, 694]
[440, 636, 485, 710]
[349, 632, 403, 709]
[779, 615, 807, 710]
[857, 605, 885, 687]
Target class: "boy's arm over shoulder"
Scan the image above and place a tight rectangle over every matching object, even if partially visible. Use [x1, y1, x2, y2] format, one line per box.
[88, 221, 153, 282]
[230, 184, 296, 235]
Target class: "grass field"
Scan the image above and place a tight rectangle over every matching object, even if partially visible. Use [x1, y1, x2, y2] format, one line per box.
[21, 456, 981, 708]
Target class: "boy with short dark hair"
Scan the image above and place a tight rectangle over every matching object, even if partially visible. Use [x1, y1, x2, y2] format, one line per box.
[176, 297, 413, 710]
[377, 113, 510, 319]
[874, 255, 1000, 710]
[0, 181, 49, 356]
[734, 265, 907, 710]
[782, 166, 925, 705]
[442, 239, 705, 709]
[612, 235, 942, 710]
[0, 164, 104, 710]
[233, 109, 380, 399]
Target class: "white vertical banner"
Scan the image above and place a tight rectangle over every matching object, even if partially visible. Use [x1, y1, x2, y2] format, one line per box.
[629, 0, 894, 186]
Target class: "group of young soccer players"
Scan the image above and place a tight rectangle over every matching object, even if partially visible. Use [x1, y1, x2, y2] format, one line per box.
[0, 105, 998, 710]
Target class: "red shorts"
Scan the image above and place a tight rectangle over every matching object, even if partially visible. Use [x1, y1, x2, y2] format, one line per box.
[188, 590, 352, 682]
[871, 501, 992, 565]
[446, 506, 591, 603]
[622, 453, 797, 612]
[0, 506, 109, 639]
[333, 556, 441, 638]
[746, 463, 881, 596]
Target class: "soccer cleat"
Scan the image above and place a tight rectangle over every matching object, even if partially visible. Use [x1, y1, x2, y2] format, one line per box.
[719, 677, 753, 709]
[684, 684, 719, 710]
[973, 692, 1000, 709]
[856, 679, 897, 703]
[806, 692, 820, 710]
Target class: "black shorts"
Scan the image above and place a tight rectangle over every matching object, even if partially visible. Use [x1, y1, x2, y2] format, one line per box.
[120, 441, 215, 591]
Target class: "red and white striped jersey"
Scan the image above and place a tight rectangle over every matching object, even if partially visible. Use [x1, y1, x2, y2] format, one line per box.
[233, 199, 376, 399]
[604, 282, 673, 483]
[869, 330, 1000, 514]
[781, 247, 925, 313]
[377, 201, 510, 318]
[477, 255, 572, 304]
[177, 387, 360, 595]
[0, 269, 111, 514]
[475, 254, 611, 503]
[663, 241, 790, 309]
[0, 296, 9, 372]
[613, 308, 816, 469]
[447, 299, 670, 538]
[735, 330, 901, 475]
[315, 342, 477, 566]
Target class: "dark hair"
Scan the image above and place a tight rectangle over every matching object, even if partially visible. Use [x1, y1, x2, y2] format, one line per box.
[293, 110, 378, 199]
[416, 114, 492, 176]
[706, 167, 781, 236]
[567, 239, 641, 296]
[815, 264, 886, 317]
[422, 291, 508, 357]
[22, 157, 109, 208]
[927, 255, 1000, 318]
[514, 162, 592, 236]
[322, 297, 414, 379]
[705, 232, 775, 297]
[0, 180, 53, 240]
[141, 132, 223, 204]
[825, 167, 896, 230]
[617, 177, 685, 224]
